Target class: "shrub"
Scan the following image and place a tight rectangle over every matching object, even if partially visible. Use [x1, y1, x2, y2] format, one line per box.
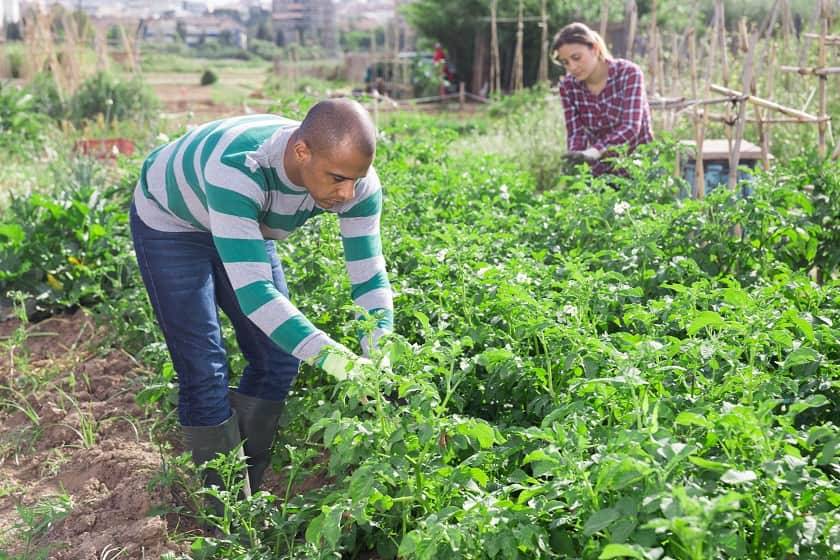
[68, 72, 159, 125]
[0, 81, 48, 155]
[26, 72, 66, 120]
[200, 68, 218, 86]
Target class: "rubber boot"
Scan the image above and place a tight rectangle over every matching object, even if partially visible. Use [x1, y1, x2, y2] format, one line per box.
[229, 390, 285, 492]
[182, 410, 252, 517]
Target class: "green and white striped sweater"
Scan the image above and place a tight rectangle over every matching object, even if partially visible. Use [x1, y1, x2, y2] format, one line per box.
[132, 114, 393, 362]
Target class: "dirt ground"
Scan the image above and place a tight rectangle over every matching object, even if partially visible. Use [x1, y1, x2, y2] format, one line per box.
[0, 310, 186, 559]
[145, 69, 270, 122]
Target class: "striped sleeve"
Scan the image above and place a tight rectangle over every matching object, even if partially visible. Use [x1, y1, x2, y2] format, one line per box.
[203, 125, 337, 363]
[338, 167, 394, 354]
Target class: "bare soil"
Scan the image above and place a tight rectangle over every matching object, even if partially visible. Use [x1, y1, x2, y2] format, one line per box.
[0, 310, 187, 559]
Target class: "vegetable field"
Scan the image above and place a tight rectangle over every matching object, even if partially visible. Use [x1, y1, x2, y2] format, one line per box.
[1, 90, 839, 559]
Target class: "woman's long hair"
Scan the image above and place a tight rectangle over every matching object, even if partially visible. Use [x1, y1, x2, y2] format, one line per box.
[551, 22, 614, 63]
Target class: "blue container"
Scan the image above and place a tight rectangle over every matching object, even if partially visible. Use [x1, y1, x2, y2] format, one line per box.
[681, 158, 756, 198]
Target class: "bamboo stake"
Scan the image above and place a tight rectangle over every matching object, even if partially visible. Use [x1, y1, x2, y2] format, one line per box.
[710, 84, 822, 121]
[93, 25, 110, 73]
[719, 0, 729, 87]
[728, 29, 759, 190]
[689, 27, 705, 198]
[780, 66, 840, 75]
[512, 0, 524, 92]
[648, 0, 658, 95]
[490, 0, 501, 95]
[600, 0, 609, 41]
[817, 0, 828, 157]
[666, 33, 679, 131]
[763, 44, 777, 168]
[626, 0, 637, 59]
[537, 0, 548, 83]
[798, 1, 822, 68]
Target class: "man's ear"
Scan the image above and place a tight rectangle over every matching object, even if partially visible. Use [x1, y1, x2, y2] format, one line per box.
[293, 139, 312, 164]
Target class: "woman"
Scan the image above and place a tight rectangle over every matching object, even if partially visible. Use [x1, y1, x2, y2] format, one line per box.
[553, 22, 653, 176]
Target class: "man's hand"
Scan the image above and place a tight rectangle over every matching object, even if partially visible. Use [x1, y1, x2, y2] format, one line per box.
[318, 347, 371, 381]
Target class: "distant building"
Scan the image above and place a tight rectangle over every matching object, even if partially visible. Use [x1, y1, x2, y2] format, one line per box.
[140, 17, 178, 43]
[1, 0, 21, 24]
[181, 14, 247, 48]
[272, 0, 336, 52]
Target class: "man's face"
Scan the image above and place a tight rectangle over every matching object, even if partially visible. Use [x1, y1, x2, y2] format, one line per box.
[297, 141, 373, 210]
[554, 43, 599, 82]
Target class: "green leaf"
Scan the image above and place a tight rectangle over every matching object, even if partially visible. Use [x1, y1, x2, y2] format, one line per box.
[0, 223, 25, 244]
[782, 347, 820, 370]
[687, 311, 726, 336]
[583, 507, 620, 536]
[675, 411, 710, 428]
[598, 543, 648, 560]
[721, 469, 757, 484]
[788, 394, 829, 416]
[688, 456, 731, 472]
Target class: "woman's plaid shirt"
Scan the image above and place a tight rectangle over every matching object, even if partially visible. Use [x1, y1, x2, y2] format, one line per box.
[559, 58, 654, 176]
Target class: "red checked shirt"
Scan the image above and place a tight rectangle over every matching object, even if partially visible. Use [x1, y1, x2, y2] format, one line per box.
[559, 58, 653, 176]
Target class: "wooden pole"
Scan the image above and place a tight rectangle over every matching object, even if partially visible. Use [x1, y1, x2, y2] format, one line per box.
[599, 0, 609, 42]
[665, 33, 679, 131]
[817, 0, 828, 157]
[762, 44, 777, 169]
[537, 0, 548, 83]
[490, 0, 501, 95]
[647, 0, 658, 96]
[798, 0, 822, 68]
[626, 0, 637, 59]
[710, 85, 822, 121]
[512, 0, 524, 92]
[689, 28, 705, 198]
[728, 30, 759, 190]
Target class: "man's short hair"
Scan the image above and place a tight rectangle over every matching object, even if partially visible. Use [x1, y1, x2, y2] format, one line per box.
[298, 99, 376, 158]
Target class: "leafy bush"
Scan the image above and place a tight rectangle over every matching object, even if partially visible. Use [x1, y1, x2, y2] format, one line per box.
[6, 46, 24, 79]
[200, 68, 218, 86]
[0, 81, 48, 155]
[248, 38, 282, 61]
[68, 71, 159, 126]
[25, 72, 66, 120]
[0, 156, 136, 318]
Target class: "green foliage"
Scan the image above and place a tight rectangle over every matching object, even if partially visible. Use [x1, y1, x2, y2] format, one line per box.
[5, 44, 24, 79]
[13, 493, 73, 559]
[25, 73, 65, 121]
[68, 72, 159, 126]
[0, 82, 48, 155]
[14, 98, 837, 559]
[0, 156, 135, 318]
[247, 38, 282, 61]
[200, 68, 219, 86]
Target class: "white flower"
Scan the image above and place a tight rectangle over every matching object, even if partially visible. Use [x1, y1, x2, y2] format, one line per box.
[562, 304, 577, 316]
[156, 132, 170, 143]
[613, 200, 630, 216]
[515, 272, 529, 283]
[499, 184, 510, 201]
[435, 249, 448, 262]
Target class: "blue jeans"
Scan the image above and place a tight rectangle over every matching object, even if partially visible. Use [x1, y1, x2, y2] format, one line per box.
[130, 202, 300, 427]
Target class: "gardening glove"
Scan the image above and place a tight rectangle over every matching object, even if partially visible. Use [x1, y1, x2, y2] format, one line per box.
[315, 345, 371, 381]
[562, 150, 587, 164]
[581, 147, 602, 163]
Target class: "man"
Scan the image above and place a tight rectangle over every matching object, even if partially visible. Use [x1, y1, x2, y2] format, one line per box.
[129, 99, 393, 502]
